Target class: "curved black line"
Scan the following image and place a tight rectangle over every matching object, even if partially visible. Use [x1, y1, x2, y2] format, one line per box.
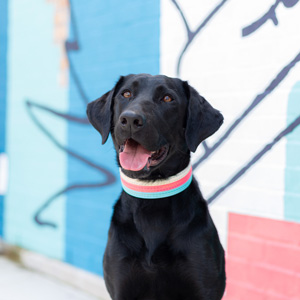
[28, 0, 119, 227]
[65, 0, 90, 105]
[66, 49, 90, 105]
[242, 0, 280, 37]
[66, 0, 79, 51]
[26, 100, 108, 172]
[26, 100, 116, 227]
[242, 0, 299, 37]
[27, 101, 89, 124]
[170, 0, 192, 38]
[193, 50, 300, 170]
[171, 0, 229, 76]
[202, 141, 208, 152]
[34, 182, 115, 228]
[207, 115, 300, 204]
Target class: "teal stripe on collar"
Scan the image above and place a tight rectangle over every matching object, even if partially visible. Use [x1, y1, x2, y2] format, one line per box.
[120, 164, 193, 199]
[121, 175, 193, 199]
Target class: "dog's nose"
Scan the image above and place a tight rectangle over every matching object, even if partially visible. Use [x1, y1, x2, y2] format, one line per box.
[119, 110, 145, 131]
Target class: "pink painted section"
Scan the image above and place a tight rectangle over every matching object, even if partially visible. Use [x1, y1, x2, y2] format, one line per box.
[223, 213, 300, 300]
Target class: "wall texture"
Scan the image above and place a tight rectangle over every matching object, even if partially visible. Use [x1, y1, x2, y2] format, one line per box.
[0, 0, 8, 239]
[0, 0, 299, 298]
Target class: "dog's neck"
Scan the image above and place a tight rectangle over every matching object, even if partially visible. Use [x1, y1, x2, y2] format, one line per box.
[120, 163, 193, 199]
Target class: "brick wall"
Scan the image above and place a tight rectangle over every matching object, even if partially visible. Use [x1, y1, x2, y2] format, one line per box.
[224, 213, 300, 299]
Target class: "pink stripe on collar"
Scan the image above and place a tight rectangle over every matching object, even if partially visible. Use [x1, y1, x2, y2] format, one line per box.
[120, 164, 193, 199]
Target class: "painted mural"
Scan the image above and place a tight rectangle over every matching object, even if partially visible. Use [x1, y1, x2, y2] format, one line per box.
[0, 0, 299, 298]
[160, 1, 300, 297]
[0, 0, 8, 239]
[2, 0, 160, 274]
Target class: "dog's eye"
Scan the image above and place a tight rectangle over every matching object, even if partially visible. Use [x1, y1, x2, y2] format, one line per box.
[122, 90, 132, 98]
[162, 95, 173, 102]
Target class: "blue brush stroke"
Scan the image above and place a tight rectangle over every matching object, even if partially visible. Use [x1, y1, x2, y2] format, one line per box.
[284, 81, 300, 222]
[65, 0, 160, 275]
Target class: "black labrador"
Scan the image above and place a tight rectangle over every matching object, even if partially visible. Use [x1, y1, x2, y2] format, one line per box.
[87, 74, 226, 300]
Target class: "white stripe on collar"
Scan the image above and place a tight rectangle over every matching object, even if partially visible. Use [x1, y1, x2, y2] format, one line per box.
[120, 163, 193, 199]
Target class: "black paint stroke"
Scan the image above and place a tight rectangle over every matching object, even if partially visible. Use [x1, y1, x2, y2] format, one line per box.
[193, 50, 300, 170]
[242, 0, 299, 37]
[27, 100, 116, 228]
[27, 101, 89, 124]
[207, 115, 300, 204]
[65, 0, 79, 51]
[29, 0, 117, 228]
[30, 0, 300, 219]
[171, 0, 229, 76]
[65, 0, 90, 105]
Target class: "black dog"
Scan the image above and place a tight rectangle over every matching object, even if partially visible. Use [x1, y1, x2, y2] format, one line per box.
[87, 74, 225, 300]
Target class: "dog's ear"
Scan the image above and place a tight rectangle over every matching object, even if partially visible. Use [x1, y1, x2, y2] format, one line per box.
[184, 82, 223, 152]
[86, 76, 124, 144]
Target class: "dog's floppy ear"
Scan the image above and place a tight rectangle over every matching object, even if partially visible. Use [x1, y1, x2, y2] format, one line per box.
[86, 90, 113, 144]
[87, 76, 124, 144]
[184, 82, 223, 152]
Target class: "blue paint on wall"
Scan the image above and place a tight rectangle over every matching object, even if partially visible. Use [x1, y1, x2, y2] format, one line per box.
[65, 0, 160, 275]
[285, 81, 300, 223]
[0, 0, 8, 237]
[5, 0, 67, 258]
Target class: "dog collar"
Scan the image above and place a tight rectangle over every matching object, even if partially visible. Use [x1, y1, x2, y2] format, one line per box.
[120, 164, 193, 199]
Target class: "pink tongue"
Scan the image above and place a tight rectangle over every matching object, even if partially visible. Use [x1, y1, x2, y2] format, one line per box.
[119, 140, 152, 171]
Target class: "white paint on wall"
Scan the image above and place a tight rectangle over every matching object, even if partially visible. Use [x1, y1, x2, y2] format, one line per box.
[0, 153, 8, 195]
[161, 0, 300, 247]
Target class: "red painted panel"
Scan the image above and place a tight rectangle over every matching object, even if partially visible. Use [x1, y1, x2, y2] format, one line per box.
[223, 213, 300, 300]
[228, 213, 300, 245]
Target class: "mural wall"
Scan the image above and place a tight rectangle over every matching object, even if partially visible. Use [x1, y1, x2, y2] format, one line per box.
[0, 0, 299, 298]
[161, 0, 300, 235]
[160, 0, 300, 298]
[1, 0, 160, 273]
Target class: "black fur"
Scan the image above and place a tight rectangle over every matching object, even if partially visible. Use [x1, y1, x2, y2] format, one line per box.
[87, 74, 225, 300]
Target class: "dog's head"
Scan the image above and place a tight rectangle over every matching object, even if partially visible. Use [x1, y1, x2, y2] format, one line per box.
[87, 74, 223, 179]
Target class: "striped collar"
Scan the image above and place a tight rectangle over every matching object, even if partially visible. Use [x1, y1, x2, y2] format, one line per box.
[120, 163, 193, 199]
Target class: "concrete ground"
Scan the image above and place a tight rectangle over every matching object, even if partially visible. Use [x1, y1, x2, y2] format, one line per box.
[0, 256, 101, 300]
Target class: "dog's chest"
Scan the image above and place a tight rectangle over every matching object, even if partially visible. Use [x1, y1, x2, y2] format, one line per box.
[132, 205, 173, 262]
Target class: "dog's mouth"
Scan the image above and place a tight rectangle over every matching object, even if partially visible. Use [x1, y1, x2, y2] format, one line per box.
[119, 139, 169, 171]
